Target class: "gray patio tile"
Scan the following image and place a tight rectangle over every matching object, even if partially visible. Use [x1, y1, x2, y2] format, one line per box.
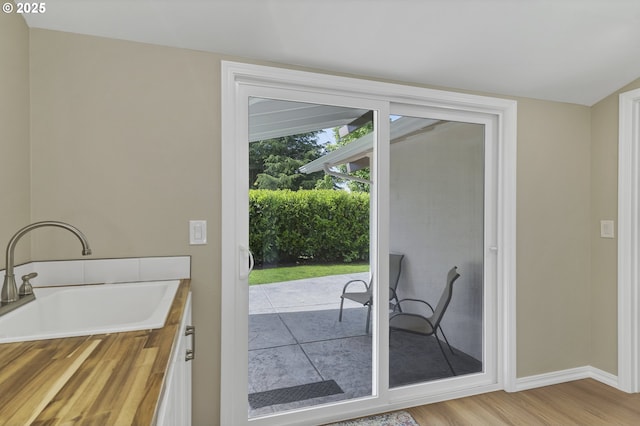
[301, 335, 373, 399]
[249, 313, 297, 350]
[279, 308, 370, 343]
[247, 312, 482, 416]
[248, 285, 276, 314]
[247, 273, 481, 416]
[260, 273, 369, 312]
[274, 303, 345, 313]
[248, 344, 322, 393]
[388, 330, 483, 387]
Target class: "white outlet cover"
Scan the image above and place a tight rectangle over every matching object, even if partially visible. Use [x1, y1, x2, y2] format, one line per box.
[600, 220, 615, 238]
[189, 220, 207, 245]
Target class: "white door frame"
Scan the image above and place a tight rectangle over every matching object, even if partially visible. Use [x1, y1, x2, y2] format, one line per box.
[220, 61, 518, 426]
[618, 87, 640, 393]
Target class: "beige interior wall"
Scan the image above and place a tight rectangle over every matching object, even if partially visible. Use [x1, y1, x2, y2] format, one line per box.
[0, 12, 31, 266]
[590, 76, 640, 373]
[28, 30, 221, 425]
[22, 28, 606, 423]
[516, 98, 592, 376]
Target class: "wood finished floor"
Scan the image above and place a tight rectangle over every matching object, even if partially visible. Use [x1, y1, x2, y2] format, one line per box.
[407, 379, 640, 425]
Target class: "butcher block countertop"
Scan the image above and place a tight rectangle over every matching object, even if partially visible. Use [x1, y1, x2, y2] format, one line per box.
[0, 279, 191, 426]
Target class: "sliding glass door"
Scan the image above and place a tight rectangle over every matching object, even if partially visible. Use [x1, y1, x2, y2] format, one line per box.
[387, 115, 485, 388]
[221, 61, 515, 426]
[247, 97, 376, 417]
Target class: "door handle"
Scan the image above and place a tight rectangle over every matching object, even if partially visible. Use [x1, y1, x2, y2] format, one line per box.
[239, 246, 254, 279]
[248, 249, 255, 274]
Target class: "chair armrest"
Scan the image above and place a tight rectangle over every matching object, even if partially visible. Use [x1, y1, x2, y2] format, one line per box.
[395, 298, 436, 314]
[342, 279, 369, 294]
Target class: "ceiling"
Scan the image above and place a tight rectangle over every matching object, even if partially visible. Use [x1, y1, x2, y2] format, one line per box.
[19, 0, 640, 106]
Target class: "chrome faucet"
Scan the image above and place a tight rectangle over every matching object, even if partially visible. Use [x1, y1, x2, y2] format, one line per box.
[1, 221, 92, 303]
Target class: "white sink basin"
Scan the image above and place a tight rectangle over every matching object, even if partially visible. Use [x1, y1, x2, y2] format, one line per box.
[0, 280, 180, 344]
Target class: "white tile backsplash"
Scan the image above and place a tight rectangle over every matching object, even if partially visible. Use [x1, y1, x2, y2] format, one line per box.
[32, 261, 86, 286]
[84, 258, 140, 284]
[140, 256, 191, 281]
[1, 256, 191, 287]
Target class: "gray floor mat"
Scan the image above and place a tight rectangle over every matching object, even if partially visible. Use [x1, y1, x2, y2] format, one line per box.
[248, 379, 344, 409]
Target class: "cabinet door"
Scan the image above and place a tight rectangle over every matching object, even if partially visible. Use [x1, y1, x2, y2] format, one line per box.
[157, 293, 193, 425]
[182, 295, 193, 425]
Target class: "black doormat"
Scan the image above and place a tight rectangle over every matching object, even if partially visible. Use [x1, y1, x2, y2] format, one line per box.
[248, 380, 344, 409]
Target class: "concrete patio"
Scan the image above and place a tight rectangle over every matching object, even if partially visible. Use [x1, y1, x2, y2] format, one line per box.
[248, 273, 481, 417]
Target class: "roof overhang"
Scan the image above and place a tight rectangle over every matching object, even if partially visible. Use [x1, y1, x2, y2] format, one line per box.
[249, 98, 369, 142]
[299, 116, 441, 174]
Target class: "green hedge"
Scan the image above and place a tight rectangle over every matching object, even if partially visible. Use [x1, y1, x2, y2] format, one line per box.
[249, 189, 370, 265]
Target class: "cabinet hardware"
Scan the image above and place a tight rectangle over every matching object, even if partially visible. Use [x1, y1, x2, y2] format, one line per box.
[185, 325, 195, 361]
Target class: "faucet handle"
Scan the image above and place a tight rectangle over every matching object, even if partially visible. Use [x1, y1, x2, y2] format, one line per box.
[19, 272, 38, 297]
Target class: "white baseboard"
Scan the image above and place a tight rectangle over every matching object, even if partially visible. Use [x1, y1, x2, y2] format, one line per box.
[515, 366, 619, 392]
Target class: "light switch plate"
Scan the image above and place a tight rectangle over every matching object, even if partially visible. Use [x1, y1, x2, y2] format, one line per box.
[189, 220, 207, 245]
[600, 220, 615, 238]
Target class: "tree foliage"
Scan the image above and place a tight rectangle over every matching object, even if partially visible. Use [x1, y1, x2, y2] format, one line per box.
[249, 121, 374, 192]
[249, 133, 325, 190]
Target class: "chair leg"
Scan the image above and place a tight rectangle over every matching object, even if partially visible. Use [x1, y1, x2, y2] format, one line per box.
[438, 326, 455, 355]
[365, 304, 372, 334]
[434, 334, 456, 376]
[339, 297, 345, 322]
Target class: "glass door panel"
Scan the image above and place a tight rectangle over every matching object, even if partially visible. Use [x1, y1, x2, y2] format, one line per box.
[387, 116, 485, 387]
[247, 97, 375, 418]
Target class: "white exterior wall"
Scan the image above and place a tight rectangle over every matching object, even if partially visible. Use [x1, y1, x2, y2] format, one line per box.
[389, 121, 484, 359]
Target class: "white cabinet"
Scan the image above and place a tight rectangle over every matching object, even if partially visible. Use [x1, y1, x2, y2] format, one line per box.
[156, 293, 193, 425]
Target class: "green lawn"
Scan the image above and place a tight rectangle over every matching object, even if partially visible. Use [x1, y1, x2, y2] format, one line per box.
[249, 263, 370, 285]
